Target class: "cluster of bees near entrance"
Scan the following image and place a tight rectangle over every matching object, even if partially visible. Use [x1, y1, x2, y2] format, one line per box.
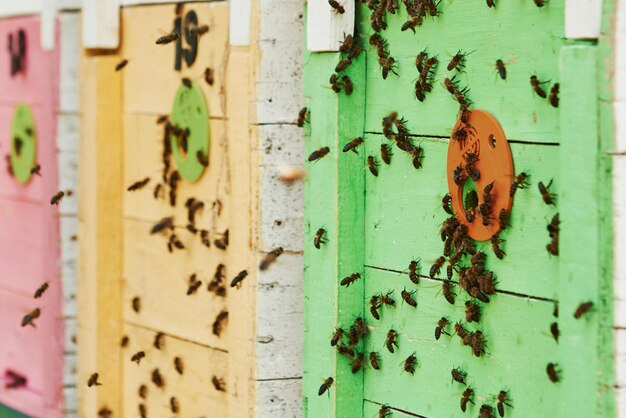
[305, 0, 596, 417]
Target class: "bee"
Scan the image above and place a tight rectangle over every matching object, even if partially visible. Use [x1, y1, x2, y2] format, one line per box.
[379, 405, 391, 417]
[168, 170, 181, 206]
[98, 407, 113, 418]
[461, 387, 475, 412]
[380, 143, 392, 164]
[200, 229, 211, 247]
[318, 377, 334, 395]
[379, 56, 398, 79]
[120, 335, 129, 347]
[464, 152, 479, 180]
[370, 295, 382, 320]
[447, 50, 468, 72]
[429, 256, 445, 278]
[169, 396, 179, 413]
[313, 228, 327, 249]
[87, 372, 102, 387]
[530, 75, 548, 98]
[342, 76, 354, 95]
[156, 32, 180, 45]
[538, 179, 556, 205]
[420, 56, 438, 85]
[340, 273, 361, 287]
[369, 352, 381, 370]
[204, 67, 215, 85]
[139, 384, 148, 398]
[296, 107, 309, 127]
[174, 357, 184, 375]
[308, 146, 331, 162]
[465, 301, 481, 322]
[408, 259, 421, 284]
[187, 279, 202, 295]
[157, 114, 169, 124]
[153, 183, 164, 200]
[401, 288, 417, 307]
[414, 80, 426, 102]
[343, 137, 364, 153]
[151, 368, 164, 388]
[329, 0, 345, 13]
[496, 390, 512, 417]
[550, 322, 559, 342]
[167, 234, 185, 252]
[153, 332, 165, 349]
[354, 317, 369, 339]
[491, 234, 506, 259]
[34, 282, 49, 298]
[207, 375, 226, 393]
[259, 247, 283, 270]
[549, 83, 560, 108]
[510, 172, 529, 196]
[455, 322, 469, 340]
[415, 49, 428, 72]
[451, 126, 468, 143]
[401, 15, 423, 33]
[487, 0, 496, 8]
[459, 103, 470, 124]
[385, 329, 399, 353]
[50, 191, 65, 205]
[330, 328, 345, 346]
[20, 307, 40, 327]
[330, 73, 342, 93]
[30, 163, 41, 176]
[534, 0, 547, 7]
[182, 77, 192, 88]
[197, 150, 209, 167]
[411, 146, 424, 169]
[367, 156, 379, 177]
[190, 24, 209, 37]
[494, 59, 507, 79]
[214, 229, 229, 250]
[574, 301, 593, 319]
[351, 352, 367, 373]
[132, 296, 141, 313]
[5, 371, 27, 389]
[337, 344, 355, 358]
[150, 217, 173, 235]
[131, 351, 145, 364]
[403, 353, 417, 374]
[115, 59, 128, 71]
[127, 177, 150, 192]
[380, 291, 395, 308]
[335, 58, 351, 73]
[451, 367, 467, 385]
[470, 330, 486, 357]
[230, 270, 248, 288]
[498, 209, 510, 231]
[546, 363, 560, 382]
[212, 309, 229, 336]
[435, 317, 450, 340]
[138, 404, 147, 418]
[453, 165, 467, 187]
[479, 404, 495, 418]
[548, 213, 560, 237]
[442, 280, 456, 304]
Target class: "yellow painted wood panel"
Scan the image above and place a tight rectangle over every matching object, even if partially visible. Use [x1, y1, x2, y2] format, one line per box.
[120, 3, 228, 118]
[121, 323, 228, 418]
[77, 52, 124, 417]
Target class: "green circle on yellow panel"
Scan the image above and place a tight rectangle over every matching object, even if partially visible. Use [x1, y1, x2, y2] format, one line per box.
[10, 103, 37, 184]
[170, 82, 210, 182]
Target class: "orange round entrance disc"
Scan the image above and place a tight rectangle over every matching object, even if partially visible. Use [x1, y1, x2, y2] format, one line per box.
[446, 110, 514, 242]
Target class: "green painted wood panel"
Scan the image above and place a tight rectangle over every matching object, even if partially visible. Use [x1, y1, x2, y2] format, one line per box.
[0, 404, 29, 418]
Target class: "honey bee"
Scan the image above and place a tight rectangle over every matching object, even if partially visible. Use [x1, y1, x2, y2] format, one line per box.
[153, 183, 164, 200]
[115, 59, 128, 71]
[549, 83, 560, 107]
[131, 351, 145, 364]
[138, 404, 147, 418]
[120, 335, 129, 348]
[187, 279, 202, 295]
[342, 76, 354, 95]
[330, 328, 345, 346]
[401, 288, 417, 307]
[369, 352, 381, 370]
[330, 73, 342, 93]
[340, 273, 361, 287]
[169, 396, 179, 413]
[547, 213, 560, 237]
[574, 301, 593, 319]
[408, 259, 421, 284]
[87, 372, 102, 387]
[354, 317, 369, 339]
[343, 137, 364, 153]
[496, 390, 512, 417]
[367, 156, 379, 177]
[190, 24, 209, 37]
[314, 228, 327, 249]
[411, 146, 424, 169]
[530, 75, 548, 98]
[493, 59, 507, 79]
[459, 103, 470, 124]
[204, 67, 215, 85]
[174, 357, 184, 375]
[127, 177, 150, 192]
[182, 77, 192, 88]
[401, 15, 423, 33]
[200, 229, 211, 247]
[214, 229, 229, 250]
[196, 150, 209, 167]
[139, 384, 148, 398]
[212, 309, 229, 336]
[157, 114, 169, 124]
[151, 368, 164, 388]
[447, 50, 468, 72]
[379, 56, 398, 79]
[351, 352, 367, 373]
[379, 291, 395, 308]
[21, 308, 41, 327]
[297, 107, 309, 127]
[465, 301, 481, 322]
[538, 179, 556, 205]
[385, 329, 399, 353]
[150, 217, 174, 235]
[546, 363, 560, 382]
[132, 296, 141, 313]
[435, 317, 450, 340]
[378, 405, 392, 417]
[509, 172, 529, 196]
[451, 367, 467, 385]
[498, 209, 509, 231]
[470, 330, 486, 357]
[370, 295, 382, 320]
[33, 282, 49, 298]
[380, 143, 392, 164]
[50, 191, 65, 205]
[479, 404, 495, 418]
[230, 270, 248, 288]
[455, 322, 469, 340]
[329, 0, 345, 13]
[491, 234, 506, 259]
[337, 344, 355, 358]
[442, 280, 456, 304]
[318, 377, 334, 395]
[167, 234, 185, 252]
[534, 0, 547, 6]
[156, 32, 180, 45]
[30, 163, 41, 176]
[453, 164, 467, 187]
[335, 58, 351, 73]
[153, 332, 165, 350]
[98, 407, 113, 418]
[549, 321, 559, 342]
[430, 256, 445, 278]
[259, 247, 284, 270]
[403, 353, 417, 374]
[308, 146, 331, 162]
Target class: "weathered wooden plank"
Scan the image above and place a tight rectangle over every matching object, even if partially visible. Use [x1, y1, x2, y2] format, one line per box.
[303, 50, 367, 418]
[360, 267, 560, 418]
[307, 0, 354, 52]
[363, 135, 559, 299]
[559, 45, 615, 417]
[120, 3, 228, 118]
[565, 0, 602, 39]
[358, 2, 565, 143]
[121, 323, 228, 418]
[256, 378, 303, 418]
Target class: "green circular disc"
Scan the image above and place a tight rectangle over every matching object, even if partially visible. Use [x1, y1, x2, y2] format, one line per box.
[10, 103, 37, 184]
[170, 81, 210, 182]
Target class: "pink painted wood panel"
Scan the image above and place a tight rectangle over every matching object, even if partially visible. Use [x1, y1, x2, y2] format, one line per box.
[0, 16, 63, 418]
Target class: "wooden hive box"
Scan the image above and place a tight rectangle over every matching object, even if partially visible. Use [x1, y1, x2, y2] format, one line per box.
[0, 2, 81, 418]
[77, 1, 305, 417]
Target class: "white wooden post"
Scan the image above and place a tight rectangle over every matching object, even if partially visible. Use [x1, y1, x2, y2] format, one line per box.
[565, 0, 602, 39]
[230, 0, 252, 46]
[82, 0, 120, 49]
[306, 0, 354, 52]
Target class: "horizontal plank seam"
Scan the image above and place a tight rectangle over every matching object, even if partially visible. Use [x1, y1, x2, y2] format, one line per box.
[364, 131, 560, 146]
[256, 376, 302, 382]
[364, 399, 428, 417]
[124, 320, 229, 353]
